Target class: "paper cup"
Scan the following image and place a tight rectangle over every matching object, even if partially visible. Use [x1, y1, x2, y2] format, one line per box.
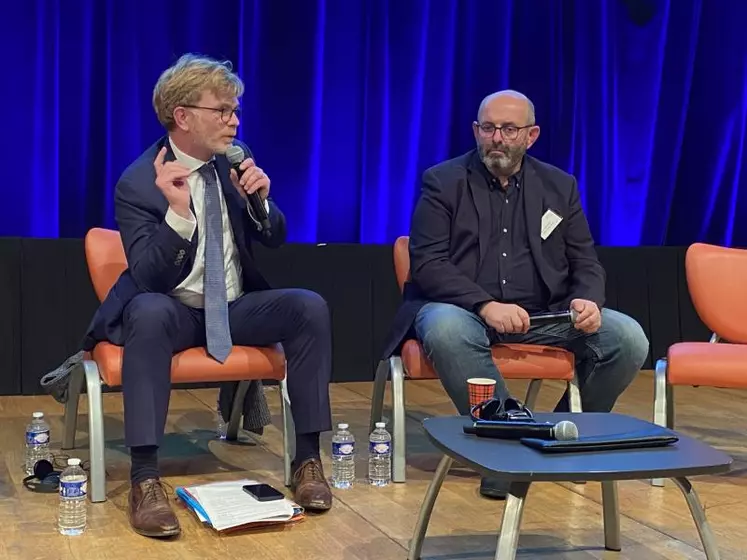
[467, 378, 497, 416]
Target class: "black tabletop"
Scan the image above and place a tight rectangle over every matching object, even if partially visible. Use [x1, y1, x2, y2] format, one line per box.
[422, 413, 732, 482]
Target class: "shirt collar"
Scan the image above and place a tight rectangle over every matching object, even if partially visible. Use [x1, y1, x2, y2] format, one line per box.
[168, 137, 214, 174]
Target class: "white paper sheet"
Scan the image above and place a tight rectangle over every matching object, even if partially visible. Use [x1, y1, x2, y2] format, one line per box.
[185, 479, 294, 531]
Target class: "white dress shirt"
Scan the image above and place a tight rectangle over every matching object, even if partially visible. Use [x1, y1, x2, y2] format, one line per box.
[163, 138, 268, 308]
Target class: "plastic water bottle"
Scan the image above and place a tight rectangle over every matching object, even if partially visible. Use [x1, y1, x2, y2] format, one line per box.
[368, 422, 392, 486]
[58, 458, 87, 535]
[216, 402, 227, 440]
[25, 412, 52, 475]
[330, 423, 355, 489]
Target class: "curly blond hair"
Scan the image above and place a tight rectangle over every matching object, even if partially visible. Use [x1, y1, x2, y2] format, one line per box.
[152, 54, 244, 130]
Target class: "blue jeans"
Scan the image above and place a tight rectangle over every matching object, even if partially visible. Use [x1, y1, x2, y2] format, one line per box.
[414, 303, 649, 414]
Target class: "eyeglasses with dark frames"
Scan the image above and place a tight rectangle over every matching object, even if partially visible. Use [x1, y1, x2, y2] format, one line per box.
[475, 122, 533, 141]
[182, 105, 241, 123]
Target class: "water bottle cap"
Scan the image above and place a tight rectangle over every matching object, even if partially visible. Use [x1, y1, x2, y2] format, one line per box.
[68, 458, 81, 466]
[375, 422, 386, 428]
[32, 412, 44, 419]
[337, 423, 349, 430]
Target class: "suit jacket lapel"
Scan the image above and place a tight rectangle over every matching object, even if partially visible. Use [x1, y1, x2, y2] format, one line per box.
[522, 160, 550, 287]
[466, 154, 492, 266]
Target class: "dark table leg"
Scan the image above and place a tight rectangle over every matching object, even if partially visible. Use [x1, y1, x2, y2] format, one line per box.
[226, 381, 250, 440]
[494, 481, 531, 560]
[672, 477, 720, 559]
[407, 455, 453, 560]
[62, 364, 85, 450]
[368, 360, 388, 433]
[601, 481, 621, 551]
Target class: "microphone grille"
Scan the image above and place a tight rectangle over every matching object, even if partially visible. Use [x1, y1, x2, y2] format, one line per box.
[226, 144, 244, 165]
[555, 420, 579, 441]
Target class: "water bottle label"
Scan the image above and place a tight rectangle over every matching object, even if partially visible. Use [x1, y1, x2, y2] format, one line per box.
[332, 442, 355, 456]
[60, 480, 87, 499]
[25, 429, 49, 445]
[369, 441, 391, 455]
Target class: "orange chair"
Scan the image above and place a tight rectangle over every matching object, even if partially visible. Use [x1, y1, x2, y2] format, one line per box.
[370, 236, 581, 482]
[61, 228, 292, 502]
[652, 242, 747, 486]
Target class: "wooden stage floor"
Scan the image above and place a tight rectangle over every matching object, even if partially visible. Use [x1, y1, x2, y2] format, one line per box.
[0, 372, 745, 559]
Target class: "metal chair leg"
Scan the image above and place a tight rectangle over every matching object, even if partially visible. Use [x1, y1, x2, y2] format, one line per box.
[602, 481, 621, 551]
[495, 481, 531, 560]
[82, 360, 107, 503]
[369, 360, 389, 433]
[391, 356, 407, 483]
[280, 376, 294, 487]
[666, 383, 675, 430]
[673, 477, 721, 559]
[652, 358, 669, 487]
[407, 455, 453, 560]
[225, 381, 251, 441]
[524, 379, 542, 410]
[568, 373, 582, 412]
[62, 364, 85, 450]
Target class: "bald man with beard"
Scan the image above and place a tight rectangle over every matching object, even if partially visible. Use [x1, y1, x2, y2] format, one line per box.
[382, 91, 649, 498]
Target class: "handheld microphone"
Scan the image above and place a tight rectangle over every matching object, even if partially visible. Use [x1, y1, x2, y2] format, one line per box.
[463, 419, 579, 441]
[226, 145, 272, 238]
[529, 309, 578, 326]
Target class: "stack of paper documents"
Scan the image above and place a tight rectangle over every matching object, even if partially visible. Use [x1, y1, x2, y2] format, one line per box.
[176, 479, 305, 532]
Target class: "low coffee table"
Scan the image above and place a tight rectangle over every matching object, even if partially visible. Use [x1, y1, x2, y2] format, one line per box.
[408, 413, 732, 560]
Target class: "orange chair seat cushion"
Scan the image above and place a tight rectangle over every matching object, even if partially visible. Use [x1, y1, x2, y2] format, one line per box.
[91, 343, 286, 387]
[667, 342, 747, 388]
[400, 339, 574, 381]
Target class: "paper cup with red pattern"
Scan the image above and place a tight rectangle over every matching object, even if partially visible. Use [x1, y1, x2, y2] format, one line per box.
[467, 377, 497, 416]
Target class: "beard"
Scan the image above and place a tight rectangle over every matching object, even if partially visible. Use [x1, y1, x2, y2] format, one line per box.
[480, 142, 526, 175]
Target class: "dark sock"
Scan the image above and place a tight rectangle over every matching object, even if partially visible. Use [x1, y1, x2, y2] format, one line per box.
[130, 445, 159, 484]
[294, 432, 321, 467]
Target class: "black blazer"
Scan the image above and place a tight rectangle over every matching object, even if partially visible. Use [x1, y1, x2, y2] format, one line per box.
[81, 136, 287, 350]
[380, 149, 605, 359]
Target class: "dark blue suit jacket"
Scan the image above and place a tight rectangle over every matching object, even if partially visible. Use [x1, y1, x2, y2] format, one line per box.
[380, 149, 606, 359]
[81, 136, 287, 351]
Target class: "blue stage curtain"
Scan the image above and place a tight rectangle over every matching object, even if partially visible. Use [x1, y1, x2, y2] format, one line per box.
[2, 0, 746, 246]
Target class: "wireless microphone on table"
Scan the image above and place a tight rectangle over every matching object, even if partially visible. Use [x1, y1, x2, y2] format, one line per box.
[463, 419, 579, 441]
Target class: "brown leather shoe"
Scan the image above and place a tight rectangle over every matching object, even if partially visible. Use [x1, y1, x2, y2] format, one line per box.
[291, 458, 332, 512]
[128, 478, 181, 537]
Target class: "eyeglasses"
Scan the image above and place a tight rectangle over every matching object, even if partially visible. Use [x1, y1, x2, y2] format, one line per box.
[476, 122, 533, 141]
[182, 105, 241, 123]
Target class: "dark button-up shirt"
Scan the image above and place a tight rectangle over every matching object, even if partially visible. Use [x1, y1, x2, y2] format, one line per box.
[474, 161, 549, 314]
